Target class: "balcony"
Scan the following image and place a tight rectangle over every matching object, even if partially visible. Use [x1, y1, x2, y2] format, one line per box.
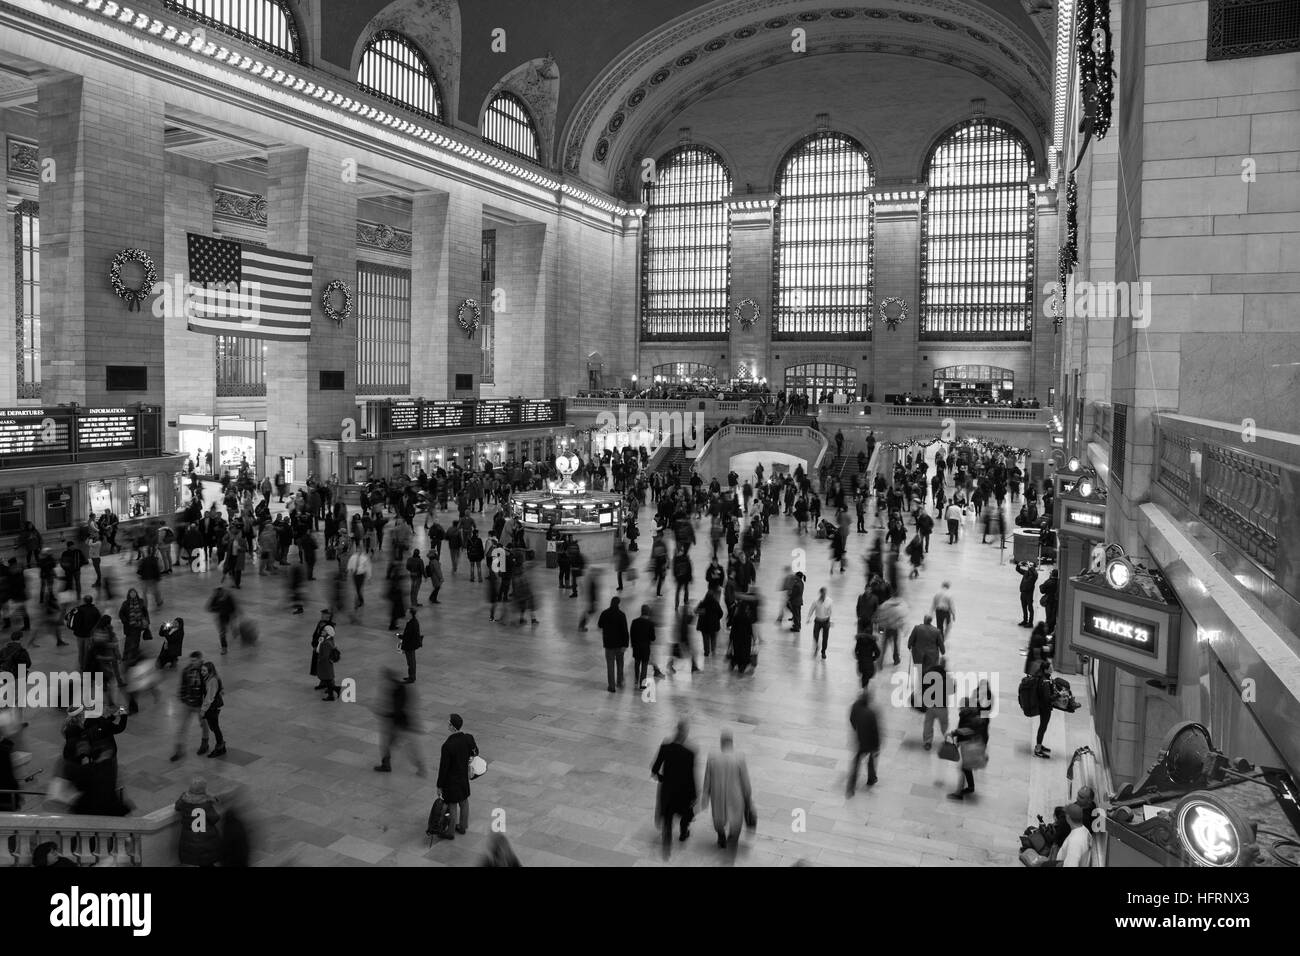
[1151, 413, 1300, 640]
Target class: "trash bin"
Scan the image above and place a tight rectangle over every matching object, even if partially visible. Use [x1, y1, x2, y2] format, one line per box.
[1013, 528, 1041, 563]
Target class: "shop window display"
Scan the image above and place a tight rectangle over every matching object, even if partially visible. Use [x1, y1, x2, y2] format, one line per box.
[87, 479, 114, 518]
[127, 477, 151, 518]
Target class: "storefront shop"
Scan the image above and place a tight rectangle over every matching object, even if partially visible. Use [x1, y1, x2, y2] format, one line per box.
[175, 414, 266, 478]
[313, 398, 571, 491]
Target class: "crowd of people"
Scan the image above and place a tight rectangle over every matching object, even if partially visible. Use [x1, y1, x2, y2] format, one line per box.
[0, 420, 1079, 866]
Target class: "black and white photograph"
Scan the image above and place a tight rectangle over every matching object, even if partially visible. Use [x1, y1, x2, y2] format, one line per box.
[0, 0, 1295, 931]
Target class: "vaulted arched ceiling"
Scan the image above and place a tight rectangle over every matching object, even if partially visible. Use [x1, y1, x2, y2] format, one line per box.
[318, 1, 1055, 186]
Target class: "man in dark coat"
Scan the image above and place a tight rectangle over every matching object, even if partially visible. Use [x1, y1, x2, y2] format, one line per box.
[399, 607, 422, 683]
[436, 714, 478, 837]
[1016, 560, 1039, 627]
[629, 604, 656, 689]
[597, 596, 629, 693]
[651, 720, 698, 858]
[847, 690, 881, 795]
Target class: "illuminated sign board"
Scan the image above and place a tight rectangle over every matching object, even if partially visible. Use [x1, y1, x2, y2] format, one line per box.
[381, 398, 564, 437]
[1069, 576, 1181, 679]
[1080, 604, 1158, 658]
[0, 406, 155, 468]
[1067, 509, 1103, 527]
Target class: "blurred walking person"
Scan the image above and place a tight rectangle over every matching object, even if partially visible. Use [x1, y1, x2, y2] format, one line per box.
[374, 667, 425, 775]
[846, 689, 881, 795]
[701, 731, 755, 855]
[651, 720, 697, 859]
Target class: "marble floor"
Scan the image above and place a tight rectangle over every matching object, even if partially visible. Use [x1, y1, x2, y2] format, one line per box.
[9, 493, 1094, 867]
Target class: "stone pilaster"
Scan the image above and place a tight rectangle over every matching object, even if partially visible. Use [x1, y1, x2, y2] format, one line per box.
[37, 76, 165, 407]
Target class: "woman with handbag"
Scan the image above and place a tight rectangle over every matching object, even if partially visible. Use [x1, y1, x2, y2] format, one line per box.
[947, 696, 990, 801]
[1025, 623, 1055, 758]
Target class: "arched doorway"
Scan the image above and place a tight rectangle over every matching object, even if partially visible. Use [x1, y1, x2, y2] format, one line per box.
[932, 365, 1015, 403]
[784, 363, 858, 403]
[651, 362, 717, 386]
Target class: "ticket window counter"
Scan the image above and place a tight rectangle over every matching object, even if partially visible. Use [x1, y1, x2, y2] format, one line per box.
[127, 477, 152, 519]
[0, 492, 26, 538]
[87, 480, 114, 519]
[45, 487, 72, 532]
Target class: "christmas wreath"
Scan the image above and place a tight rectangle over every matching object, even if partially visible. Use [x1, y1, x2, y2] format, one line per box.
[109, 248, 158, 311]
[457, 298, 483, 338]
[322, 279, 353, 325]
[732, 297, 761, 330]
[880, 297, 909, 331]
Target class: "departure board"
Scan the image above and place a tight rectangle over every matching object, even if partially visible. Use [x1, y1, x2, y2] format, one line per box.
[420, 401, 474, 431]
[76, 408, 138, 452]
[0, 405, 155, 467]
[475, 400, 515, 427]
[379, 398, 565, 437]
[0, 410, 72, 458]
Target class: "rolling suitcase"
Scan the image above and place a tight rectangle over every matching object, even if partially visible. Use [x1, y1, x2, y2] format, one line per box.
[426, 797, 453, 843]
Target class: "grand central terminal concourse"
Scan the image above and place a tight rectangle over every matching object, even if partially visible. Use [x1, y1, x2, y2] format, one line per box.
[0, 0, 1298, 896]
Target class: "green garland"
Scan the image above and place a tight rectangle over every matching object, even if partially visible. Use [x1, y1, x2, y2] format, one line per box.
[1077, 0, 1116, 139]
[1055, 173, 1080, 332]
[878, 435, 1030, 459]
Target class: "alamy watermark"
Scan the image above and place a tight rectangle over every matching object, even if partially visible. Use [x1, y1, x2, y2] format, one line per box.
[0, 667, 106, 717]
[1044, 279, 1153, 328]
[594, 405, 707, 459]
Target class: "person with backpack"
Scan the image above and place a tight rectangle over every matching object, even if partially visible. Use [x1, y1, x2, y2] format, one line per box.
[425, 554, 443, 604]
[171, 651, 213, 761]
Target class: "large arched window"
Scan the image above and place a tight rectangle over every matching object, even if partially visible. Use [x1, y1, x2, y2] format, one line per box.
[640, 146, 732, 339]
[166, 0, 301, 62]
[357, 31, 444, 121]
[483, 92, 541, 162]
[920, 119, 1036, 340]
[773, 132, 874, 339]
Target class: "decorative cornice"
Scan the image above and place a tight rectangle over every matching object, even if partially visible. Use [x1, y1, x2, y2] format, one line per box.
[37, 0, 637, 222]
[7, 137, 38, 179]
[357, 219, 412, 254]
[212, 187, 267, 226]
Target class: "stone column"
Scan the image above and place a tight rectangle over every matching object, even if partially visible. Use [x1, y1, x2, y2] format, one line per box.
[726, 196, 775, 382]
[37, 76, 165, 407]
[490, 220, 550, 397]
[264, 146, 357, 483]
[872, 202, 922, 399]
[0, 131, 15, 404]
[411, 189, 446, 400]
[419, 190, 483, 399]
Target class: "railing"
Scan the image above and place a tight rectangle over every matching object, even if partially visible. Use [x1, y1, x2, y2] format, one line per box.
[1152, 415, 1294, 583]
[1200, 443, 1281, 574]
[876, 404, 1047, 422]
[0, 806, 178, 867]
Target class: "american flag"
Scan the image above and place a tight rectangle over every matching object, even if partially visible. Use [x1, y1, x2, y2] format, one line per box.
[186, 233, 314, 341]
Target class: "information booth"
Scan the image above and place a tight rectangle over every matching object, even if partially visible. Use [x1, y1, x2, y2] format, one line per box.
[0, 404, 186, 546]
